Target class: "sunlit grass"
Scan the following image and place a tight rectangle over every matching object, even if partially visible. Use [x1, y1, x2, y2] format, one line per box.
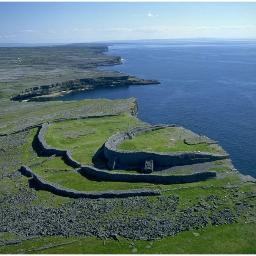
[118, 127, 224, 154]
[1, 223, 256, 254]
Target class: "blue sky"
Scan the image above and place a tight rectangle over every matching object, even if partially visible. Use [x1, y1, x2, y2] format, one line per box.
[0, 2, 256, 43]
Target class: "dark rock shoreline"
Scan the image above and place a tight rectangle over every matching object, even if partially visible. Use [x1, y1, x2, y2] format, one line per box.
[9, 45, 160, 102]
[11, 75, 159, 102]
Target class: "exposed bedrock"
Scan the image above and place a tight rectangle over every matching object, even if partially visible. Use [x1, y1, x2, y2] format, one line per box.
[11, 75, 160, 102]
[103, 125, 229, 172]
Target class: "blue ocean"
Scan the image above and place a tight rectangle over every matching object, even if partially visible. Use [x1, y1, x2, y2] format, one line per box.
[60, 40, 256, 177]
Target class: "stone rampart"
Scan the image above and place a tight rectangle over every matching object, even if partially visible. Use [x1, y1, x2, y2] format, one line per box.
[65, 150, 81, 168]
[35, 123, 218, 185]
[18, 166, 160, 199]
[19, 123, 219, 199]
[35, 123, 81, 168]
[78, 165, 217, 185]
[103, 125, 229, 171]
[37, 123, 66, 156]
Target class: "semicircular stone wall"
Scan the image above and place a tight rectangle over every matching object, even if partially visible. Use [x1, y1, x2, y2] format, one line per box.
[25, 122, 218, 192]
[103, 125, 229, 172]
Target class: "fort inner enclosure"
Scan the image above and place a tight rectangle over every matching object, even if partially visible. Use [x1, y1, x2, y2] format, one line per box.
[0, 44, 256, 253]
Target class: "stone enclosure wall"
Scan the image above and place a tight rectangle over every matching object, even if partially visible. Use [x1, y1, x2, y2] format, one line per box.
[103, 125, 229, 171]
[35, 123, 81, 168]
[17, 121, 220, 199]
[19, 166, 160, 199]
[32, 123, 217, 184]
[78, 165, 217, 185]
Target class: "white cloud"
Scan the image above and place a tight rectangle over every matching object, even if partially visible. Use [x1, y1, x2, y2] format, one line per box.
[92, 25, 256, 40]
[21, 29, 36, 33]
[8, 24, 255, 44]
[0, 34, 17, 39]
[73, 28, 93, 33]
[147, 12, 158, 18]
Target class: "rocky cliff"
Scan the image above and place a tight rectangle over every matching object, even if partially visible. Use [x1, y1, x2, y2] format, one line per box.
[12, 75, 159, 102]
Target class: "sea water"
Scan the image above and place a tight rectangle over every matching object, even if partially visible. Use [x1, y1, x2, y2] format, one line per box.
[60, 40, 256, 177]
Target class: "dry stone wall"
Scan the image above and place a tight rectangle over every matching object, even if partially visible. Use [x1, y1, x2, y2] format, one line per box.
[35, 123, 217, 185]
[18, 166, 160, 199]
[104, 125, 229, 171]
[17, 122, 220, 199]
[78, 165, 217, 185]
[35, 123, 81, 168]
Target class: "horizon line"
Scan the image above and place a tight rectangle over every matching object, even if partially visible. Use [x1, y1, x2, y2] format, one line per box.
[1, 37, 256, 47]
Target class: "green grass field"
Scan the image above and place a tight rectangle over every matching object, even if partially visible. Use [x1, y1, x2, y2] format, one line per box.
[1, 223, 255, 254]
[19, 114, 239, 193]
[0, 98, 137, 135]
[30, 157, 154, 192]
[119, 126, 225, 154]
[1, 113, 255, 254]
[20, 127, 154, 192]
[45, 113, 144, 165]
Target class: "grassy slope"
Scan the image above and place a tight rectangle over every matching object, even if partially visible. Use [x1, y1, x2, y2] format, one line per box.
[0, 98, 153, 193]
[0, 98, 137, 134]
[2, 121, 255, 253]
[23, 110, 241, 192]
[45, 113, 144, 165]
[1, 223, 255, 254]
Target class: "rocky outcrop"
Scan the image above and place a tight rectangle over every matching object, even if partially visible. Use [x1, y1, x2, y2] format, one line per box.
[11, 75, 160, 102]
[3, 182, 250, 240]
[103, 125, 229, 172]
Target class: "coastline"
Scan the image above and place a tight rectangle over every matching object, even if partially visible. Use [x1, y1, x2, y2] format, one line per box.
[10, 46, 160, 102]
[0, 43, 255, 253]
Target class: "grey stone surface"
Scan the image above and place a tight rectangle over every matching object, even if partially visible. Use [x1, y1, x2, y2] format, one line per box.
[1, 186, 254, 240]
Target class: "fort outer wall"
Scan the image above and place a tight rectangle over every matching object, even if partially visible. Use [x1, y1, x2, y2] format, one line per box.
[103, 125, 229, 171]
[25, 122, 217, 190]
[35, 123, 81, 168]
[78, 165, 217, 185]
[18, 166, 161, 199]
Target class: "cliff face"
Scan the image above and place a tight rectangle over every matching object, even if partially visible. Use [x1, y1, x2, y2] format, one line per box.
[11, 75, 159, 101]
[6, 44, 160, 102]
